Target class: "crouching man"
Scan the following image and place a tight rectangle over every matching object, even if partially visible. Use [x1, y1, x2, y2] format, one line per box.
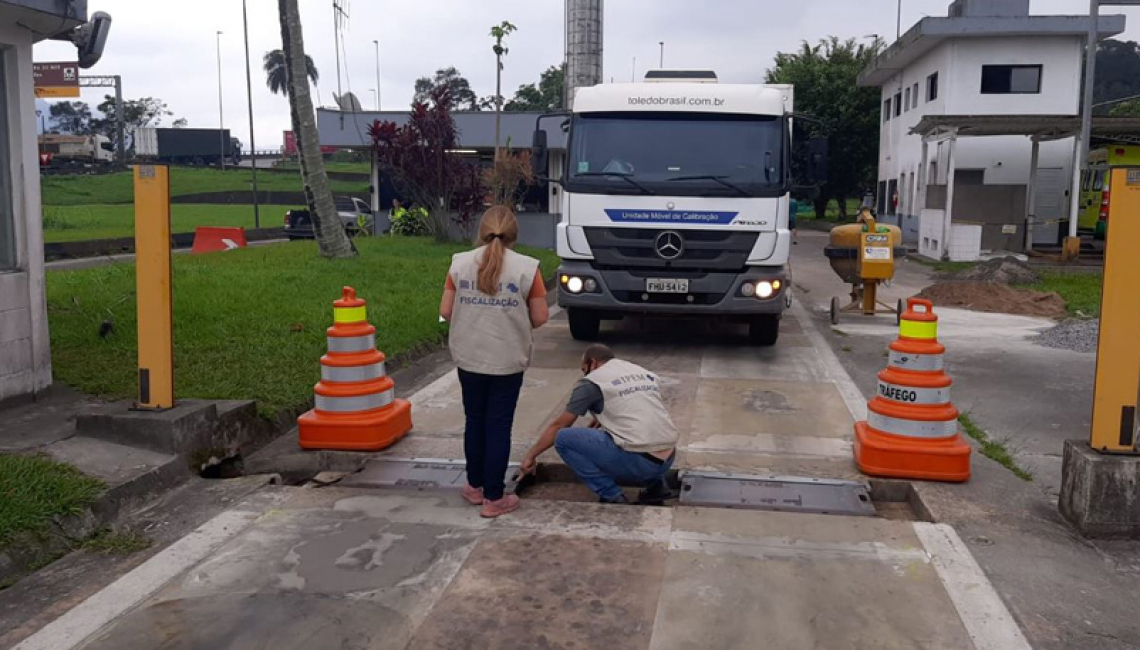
[519, 344, 677, 504]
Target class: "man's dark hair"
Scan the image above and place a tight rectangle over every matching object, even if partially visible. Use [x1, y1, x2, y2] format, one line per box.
[582, 344, 615, 365]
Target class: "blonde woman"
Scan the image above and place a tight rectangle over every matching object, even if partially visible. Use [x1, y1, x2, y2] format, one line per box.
[440, 206, 549, 517]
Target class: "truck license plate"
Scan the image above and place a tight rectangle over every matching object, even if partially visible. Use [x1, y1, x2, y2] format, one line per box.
[646, 278, 689, 293]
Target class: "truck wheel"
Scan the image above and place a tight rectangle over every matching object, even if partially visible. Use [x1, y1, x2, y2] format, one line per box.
[749, 315, 780, 346]
[568, 308, 601, 341]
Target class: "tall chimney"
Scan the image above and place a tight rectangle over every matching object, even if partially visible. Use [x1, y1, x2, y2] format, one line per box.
[565, 0, 604, 108]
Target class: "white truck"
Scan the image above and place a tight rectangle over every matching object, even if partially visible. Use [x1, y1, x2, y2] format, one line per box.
[531, 71, 826, 345]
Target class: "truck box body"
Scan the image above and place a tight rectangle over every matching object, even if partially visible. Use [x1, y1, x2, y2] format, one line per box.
[136, 127, 235, 164]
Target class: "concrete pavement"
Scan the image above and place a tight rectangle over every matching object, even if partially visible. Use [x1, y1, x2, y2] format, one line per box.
[11, 277, 1035, 649]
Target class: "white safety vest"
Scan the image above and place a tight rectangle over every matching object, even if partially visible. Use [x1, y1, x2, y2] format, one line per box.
[585, 359, 679, 453]
[448, 247, 539, 376]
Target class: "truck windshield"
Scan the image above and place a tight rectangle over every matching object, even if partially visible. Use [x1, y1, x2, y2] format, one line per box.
[566, 112, 785, 197]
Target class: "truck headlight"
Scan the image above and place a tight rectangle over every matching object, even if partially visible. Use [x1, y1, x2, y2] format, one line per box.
[566, 276, 584, 294]
[756, 281, 775, 299]
[583, 278, 598, 293]
[741, 282, 756, 297]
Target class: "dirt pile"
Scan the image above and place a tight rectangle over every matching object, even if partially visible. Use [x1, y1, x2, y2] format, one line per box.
[946, 257, 1040, 285]
[917, 282, 1068, 318]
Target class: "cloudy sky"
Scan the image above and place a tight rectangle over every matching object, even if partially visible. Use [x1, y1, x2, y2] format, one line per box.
[33, 0, 1140, 149]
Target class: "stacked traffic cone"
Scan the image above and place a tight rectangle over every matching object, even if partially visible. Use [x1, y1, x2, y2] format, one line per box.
[298, 286, 412, 451]
[854, 298, 971, 482]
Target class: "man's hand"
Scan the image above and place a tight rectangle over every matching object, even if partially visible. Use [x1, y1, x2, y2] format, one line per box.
[588, 417, 602, 429]
[519, 454, 538, 476]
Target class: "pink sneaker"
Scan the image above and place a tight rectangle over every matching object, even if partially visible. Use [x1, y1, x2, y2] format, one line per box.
[480, 494, 521, 518]
[461, 485, 484, 506]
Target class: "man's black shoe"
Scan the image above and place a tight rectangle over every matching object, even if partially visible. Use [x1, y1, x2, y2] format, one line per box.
[636, 479, 674, 505]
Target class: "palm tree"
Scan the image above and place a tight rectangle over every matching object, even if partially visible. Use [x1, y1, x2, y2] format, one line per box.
[277, 0, 354, 258]
[264, 49, 318, 95]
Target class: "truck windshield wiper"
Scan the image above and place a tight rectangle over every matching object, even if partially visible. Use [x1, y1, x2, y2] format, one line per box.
[573, 171, 656, 195]
[666, 174, 750, 197]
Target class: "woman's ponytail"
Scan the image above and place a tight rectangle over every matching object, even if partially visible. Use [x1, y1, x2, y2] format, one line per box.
[475, 206, 519, 295]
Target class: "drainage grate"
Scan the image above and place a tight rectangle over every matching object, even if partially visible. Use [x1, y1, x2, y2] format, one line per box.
[678, 471, 876, 517]
[339, 457, 522, 493]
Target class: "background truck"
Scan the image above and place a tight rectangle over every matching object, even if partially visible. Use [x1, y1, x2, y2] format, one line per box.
[37, 134, 113, 167]
[136, 127, 240, 166]
[531, 71, 826, 345]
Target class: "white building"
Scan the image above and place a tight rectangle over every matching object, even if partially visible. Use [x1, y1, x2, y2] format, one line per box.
[0, 1, 93, 402]
[858, 0, 1125, 259]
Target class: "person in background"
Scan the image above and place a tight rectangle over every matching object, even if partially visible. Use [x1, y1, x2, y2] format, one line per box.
[789, 196, 799, 245]
[520, 345, 678, 505]
[440, 206, 549, 518]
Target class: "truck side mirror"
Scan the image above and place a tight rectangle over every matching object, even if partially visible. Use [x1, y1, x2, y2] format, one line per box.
[807, 136, 828, 184]
[531, 129, 548, 178]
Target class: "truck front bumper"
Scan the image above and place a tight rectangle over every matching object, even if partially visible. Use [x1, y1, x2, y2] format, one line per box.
[556, 261, 789, 317]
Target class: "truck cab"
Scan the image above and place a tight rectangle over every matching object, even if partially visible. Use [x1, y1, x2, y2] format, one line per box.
[533, 73, 824, 345]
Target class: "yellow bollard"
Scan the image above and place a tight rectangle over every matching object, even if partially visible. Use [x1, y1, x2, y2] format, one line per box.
[133, 165, 174, 409]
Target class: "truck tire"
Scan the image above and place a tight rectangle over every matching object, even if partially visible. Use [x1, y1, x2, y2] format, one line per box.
[749, 315, 780, 346]
[568, 308, 601, 341]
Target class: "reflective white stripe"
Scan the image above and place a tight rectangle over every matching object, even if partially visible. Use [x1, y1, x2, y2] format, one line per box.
[889, 350, 944, 371]
[868, 411, 958, 439]
[877, 381, 951, 405]
[315, 389, 395, 413]
[326, 334, 375, 353]
[321, 361, 387, 382]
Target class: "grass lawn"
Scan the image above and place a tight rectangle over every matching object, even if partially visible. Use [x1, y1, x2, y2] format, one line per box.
[47, 238, 560, 418]
[0, 454, 104, 549]
[43, 204, 303, 243]
[42, 167, 368, 206]
[1030, 271, 1103, 318]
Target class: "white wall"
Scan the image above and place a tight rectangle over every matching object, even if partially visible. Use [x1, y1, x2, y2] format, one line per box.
[0, 16, 51, 402]
[876, 35, 1082, 246]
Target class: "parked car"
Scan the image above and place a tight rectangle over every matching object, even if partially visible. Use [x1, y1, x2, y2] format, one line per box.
[283, 197, 375, 240]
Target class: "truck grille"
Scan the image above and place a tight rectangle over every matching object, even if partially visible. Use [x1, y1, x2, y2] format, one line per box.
[583, 227, 758, 272]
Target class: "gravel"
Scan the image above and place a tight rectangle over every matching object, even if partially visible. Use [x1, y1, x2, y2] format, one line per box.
[1032, 318, 1100, 354]
[947, 257, 1040, 285]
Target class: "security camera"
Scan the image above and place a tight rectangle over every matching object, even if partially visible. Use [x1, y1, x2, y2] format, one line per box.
[71, 12, 112, 69]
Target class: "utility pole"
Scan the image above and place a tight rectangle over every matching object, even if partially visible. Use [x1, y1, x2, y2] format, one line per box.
[114, 76, 124, 167]
[659, 41, 664, 68]
[242, 0, 260, 228]
[373, 39, 381, 110]
[896, 0, 903, 39]
[216, 30, 226, 171]
[332, 0, 344, 101]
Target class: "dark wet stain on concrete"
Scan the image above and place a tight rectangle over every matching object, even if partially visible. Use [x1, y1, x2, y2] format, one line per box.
[743, 389, 796, 414]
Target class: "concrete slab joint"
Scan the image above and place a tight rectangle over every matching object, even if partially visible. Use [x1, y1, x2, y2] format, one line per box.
[1059, 439, 1140, 539]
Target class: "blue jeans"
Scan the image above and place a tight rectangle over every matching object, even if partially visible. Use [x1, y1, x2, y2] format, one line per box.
[458, 369, 525, 501]
[554, 427, 674, 501]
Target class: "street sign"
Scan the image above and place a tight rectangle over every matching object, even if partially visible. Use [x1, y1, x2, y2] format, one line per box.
[33, 61, 80, 98]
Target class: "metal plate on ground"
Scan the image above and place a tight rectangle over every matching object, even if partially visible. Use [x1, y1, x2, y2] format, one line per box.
[678, 471, 876, 517]
[339, 457, 522, 494]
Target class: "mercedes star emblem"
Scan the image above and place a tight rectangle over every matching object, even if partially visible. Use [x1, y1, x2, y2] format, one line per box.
[666, 202, 676, 210]
[654, 231, 684, 260]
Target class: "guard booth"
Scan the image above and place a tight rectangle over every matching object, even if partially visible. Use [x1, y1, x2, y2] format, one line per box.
[1059, 155, 1140, 538]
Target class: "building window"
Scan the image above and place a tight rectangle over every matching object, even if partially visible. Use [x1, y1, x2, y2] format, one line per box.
[0, 50, 16, 271]
[980, 64, 1042, 94]
[926, 72, 939, 102]
[883, 98, 891, 122]
[894, 92, 902, 117]
[912, 83, 919, 108]
[904, 87, 911, 112]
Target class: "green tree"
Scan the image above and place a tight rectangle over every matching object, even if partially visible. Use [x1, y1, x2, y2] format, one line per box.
[48, 101, 92, 134]
[1109, 98, 1140, 116]
[91, 96, 176, 153]
[263, 48, 319, 96]
[413, 67, 481, 111]
[505, 64, 564, 112]
[1094, 39, 1140, 114]
[490, 20, 517, 155]
[766, 36, 883, 219]
[278, 0, 354, 258]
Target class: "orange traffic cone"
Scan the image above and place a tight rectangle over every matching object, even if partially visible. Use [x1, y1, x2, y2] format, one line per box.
[298, 286, 413, 451]
[854, 298, 971, 482]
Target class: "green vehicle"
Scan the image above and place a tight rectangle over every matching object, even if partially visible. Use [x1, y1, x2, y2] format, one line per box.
[1079, 145, 1140, 240]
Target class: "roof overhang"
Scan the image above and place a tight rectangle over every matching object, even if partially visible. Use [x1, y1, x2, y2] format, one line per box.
[317, 108, 569, 151]
[911, 114, 1140, 143]
[0, 0, 87, 41]
[858, 14, 1127, 87]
